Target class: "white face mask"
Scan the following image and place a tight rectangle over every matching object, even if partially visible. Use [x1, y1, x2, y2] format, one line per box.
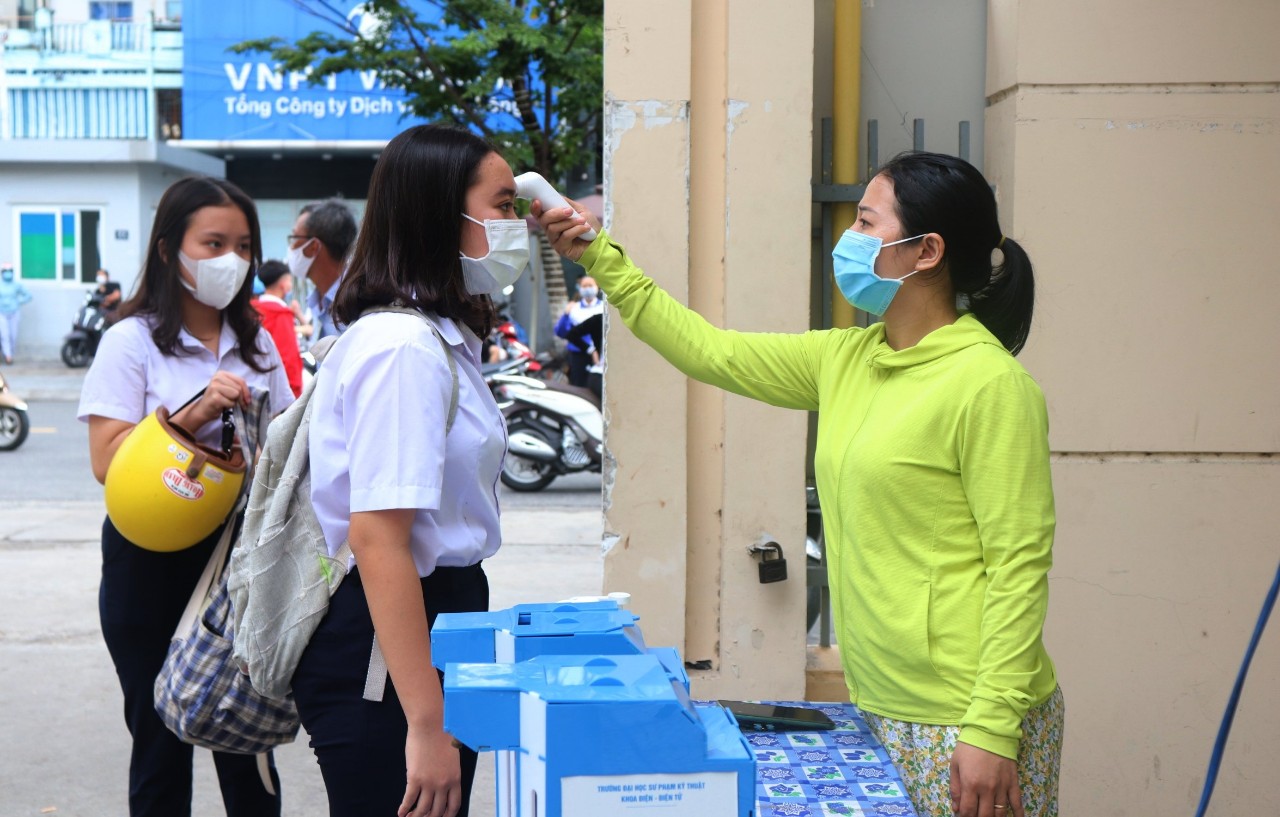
[178, 250, 252, 310]
[285, 238, 316, 280]
[459, 214, 530, 294]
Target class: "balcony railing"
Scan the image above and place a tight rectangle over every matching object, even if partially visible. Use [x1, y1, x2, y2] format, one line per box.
[0, 20, 184, 141]
[1, 21, 175, 54]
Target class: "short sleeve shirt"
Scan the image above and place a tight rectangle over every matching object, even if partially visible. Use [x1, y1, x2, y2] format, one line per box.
[306, 277, 342, 341]
[78, 315, 295, 447]
[308, 311, 507, 578]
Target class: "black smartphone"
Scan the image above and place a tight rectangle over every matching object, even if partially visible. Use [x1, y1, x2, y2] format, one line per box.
[717, 700, 836, 732]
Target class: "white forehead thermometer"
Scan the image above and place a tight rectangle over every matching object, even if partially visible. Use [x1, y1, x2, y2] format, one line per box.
[514, 172, 598, 242]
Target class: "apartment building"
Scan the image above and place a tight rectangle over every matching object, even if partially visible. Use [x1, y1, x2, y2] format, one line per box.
[0, 0, 409, 355]
[0, 1, 209, 354]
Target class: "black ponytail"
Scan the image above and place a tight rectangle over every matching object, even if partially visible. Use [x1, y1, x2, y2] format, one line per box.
[969, 236, 1034, 355]
[878, 152, 1036, 355]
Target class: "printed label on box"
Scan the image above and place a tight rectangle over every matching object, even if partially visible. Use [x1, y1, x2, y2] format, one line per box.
[562, 772, 737, 816]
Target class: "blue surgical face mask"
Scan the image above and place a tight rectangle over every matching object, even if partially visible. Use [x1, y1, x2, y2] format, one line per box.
[832, 230, 926, 316]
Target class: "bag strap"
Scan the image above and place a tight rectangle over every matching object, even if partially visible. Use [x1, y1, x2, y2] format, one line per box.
[167, 496, 279, 796]
[309, 335, 339, 365]
[343, 304, 462, 702]
[170, 495, 246, 641]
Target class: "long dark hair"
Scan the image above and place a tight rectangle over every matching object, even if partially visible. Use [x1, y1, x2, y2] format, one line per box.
[878, 152, 1035, 355]
[117, 176, 270, 371]
[333, 124, 497, 336]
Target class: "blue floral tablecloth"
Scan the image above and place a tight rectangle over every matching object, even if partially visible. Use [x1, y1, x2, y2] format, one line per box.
[746, 702, 917, 817]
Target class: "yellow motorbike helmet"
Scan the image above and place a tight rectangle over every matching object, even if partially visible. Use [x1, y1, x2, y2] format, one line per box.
[104, 404, 246, 552]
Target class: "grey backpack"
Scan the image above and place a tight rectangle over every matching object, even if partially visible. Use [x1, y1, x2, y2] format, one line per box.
[228, 307, 458, 701]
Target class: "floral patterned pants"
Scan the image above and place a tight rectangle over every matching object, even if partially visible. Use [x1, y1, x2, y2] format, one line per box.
[861, 687, 1065, 817]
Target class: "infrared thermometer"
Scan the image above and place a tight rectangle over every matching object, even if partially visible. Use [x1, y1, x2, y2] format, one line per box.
[514, 172, 598, 242]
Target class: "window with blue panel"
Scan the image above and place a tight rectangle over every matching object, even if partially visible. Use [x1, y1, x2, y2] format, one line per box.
[17, 209, 102, 282]
[19, 213, 56, 281]
[61, 213, 78, 281]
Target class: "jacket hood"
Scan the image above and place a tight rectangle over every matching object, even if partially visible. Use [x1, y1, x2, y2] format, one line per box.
[866, 313, 1007, 370]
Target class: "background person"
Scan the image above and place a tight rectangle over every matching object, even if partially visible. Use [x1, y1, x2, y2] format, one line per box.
[553, 276, 603, 387]
[94, 268, 123, 311]
[286, 198, 358, 341]
[0, 263, 32, 364]
[293, 124, 521, 817]
[566, 311, 603, 398]
[537, 151, 1062, 817]
[77, 176, 294, 817]
[251, 260, 304, 398]
[481, 326, 510, 364]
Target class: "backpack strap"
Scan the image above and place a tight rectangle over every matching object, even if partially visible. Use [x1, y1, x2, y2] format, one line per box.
[351, 304, 461, 702]
[310, 335, 339, 365]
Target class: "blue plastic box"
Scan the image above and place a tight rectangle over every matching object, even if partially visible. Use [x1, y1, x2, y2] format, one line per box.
[445, 654, 755, 817]
[432, 601, 648, 667]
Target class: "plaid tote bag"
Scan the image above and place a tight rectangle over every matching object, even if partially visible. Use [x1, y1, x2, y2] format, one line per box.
[153, 391, 300, 755]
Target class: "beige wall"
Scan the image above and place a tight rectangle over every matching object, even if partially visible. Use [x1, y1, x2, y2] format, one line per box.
[988, 0, 1280, 813]
[601, 0, 813, 698]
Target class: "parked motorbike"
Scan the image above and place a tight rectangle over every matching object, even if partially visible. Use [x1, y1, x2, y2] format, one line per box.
[0, 370, 30, 451]
[481, 354, 538, 390]
[805, 485, 828, 638]
[484, 317, 557, 379]
[491, 373, 602, 492]
[61, 291, 110, 368]
[494, 317, 534, 360]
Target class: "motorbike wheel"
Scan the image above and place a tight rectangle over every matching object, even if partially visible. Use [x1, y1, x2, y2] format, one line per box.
[500, 419, 559, 492]
[0, 407, 30, 451]
[61, 338, 91, 368]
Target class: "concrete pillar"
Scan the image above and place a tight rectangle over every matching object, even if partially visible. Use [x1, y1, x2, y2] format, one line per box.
[602, 0, 814, 698]
[987, 1, 1280, 813]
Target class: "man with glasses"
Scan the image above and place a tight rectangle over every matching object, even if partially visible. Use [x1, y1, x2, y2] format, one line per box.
[287, 198, 358, 341]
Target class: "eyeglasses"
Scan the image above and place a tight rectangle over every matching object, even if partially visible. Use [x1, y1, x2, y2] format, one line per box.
[286, 234, 313, 245]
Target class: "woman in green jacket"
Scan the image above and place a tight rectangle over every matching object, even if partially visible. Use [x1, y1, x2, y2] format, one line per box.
[536, 152, 1062, 817]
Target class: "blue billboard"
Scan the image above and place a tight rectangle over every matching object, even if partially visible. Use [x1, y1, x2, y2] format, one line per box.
[183, 1, 441, 141]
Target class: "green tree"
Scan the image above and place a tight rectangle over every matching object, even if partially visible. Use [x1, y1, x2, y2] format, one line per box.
[233, 0, 603, 182]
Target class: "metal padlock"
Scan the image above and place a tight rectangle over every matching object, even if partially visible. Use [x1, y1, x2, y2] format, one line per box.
[757, 542, 788, 584]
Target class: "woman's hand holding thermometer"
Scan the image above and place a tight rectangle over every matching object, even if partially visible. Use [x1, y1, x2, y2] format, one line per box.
[519, 172, 602, 263]
[515, 173, 597, 241]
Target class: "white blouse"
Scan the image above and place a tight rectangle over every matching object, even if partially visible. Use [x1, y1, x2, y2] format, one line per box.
[78, 315, 295, 447]
[307, 311, 506, 577]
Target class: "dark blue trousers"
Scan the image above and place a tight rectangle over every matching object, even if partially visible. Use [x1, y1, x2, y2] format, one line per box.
[291, 564, 489, 817]
[568, 350, 593, 388]
[99, 517, 281, 817]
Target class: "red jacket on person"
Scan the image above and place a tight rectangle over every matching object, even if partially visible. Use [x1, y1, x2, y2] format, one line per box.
[252, 295, 303, 398]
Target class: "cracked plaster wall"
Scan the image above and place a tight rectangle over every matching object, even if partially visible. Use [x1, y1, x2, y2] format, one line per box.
[600, 0, 812, 699]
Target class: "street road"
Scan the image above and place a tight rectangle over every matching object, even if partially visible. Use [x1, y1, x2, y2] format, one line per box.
[2, 400, 103, 502]
[4, 400, 603, 507]
[0, 398, 605, 816]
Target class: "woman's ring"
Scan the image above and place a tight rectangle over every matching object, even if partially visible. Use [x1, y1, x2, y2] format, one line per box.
[993, 806, 1009, 811]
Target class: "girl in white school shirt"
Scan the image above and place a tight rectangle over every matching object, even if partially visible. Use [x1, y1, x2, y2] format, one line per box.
[291, 124, 524, 817]
[78, 176, 293, 817]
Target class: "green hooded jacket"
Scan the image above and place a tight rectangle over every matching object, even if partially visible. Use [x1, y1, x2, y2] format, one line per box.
[580, 232, 1058, 759]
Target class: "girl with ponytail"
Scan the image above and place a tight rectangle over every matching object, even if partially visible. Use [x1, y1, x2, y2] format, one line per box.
[538, 150, 1062, 817]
